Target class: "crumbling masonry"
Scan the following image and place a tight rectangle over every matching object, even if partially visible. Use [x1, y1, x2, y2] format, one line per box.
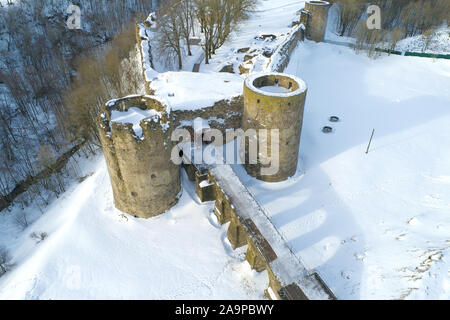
[301, 0, 331, 42]
[98, 96, 180, 219]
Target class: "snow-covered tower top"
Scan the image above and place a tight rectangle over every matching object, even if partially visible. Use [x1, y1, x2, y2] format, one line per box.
[242, 72, 308, 182]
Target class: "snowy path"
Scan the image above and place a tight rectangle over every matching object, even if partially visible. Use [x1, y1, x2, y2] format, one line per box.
[235, 41, 450, 299]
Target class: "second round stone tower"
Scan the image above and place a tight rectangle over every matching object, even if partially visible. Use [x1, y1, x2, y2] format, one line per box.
[304, 0, 331, 42]
[242, 72, 308, 182]
[97, 95, 181, 218]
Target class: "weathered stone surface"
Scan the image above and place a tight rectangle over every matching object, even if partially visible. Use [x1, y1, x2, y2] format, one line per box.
[239, 64, 251, 75]
[182, 155, 335, 300]
[244, 219, 277, 263]
[262, 48, 274, 58]
[242, 73, 307, 182]
[300, 9, 310, 27]
[305, 1, 331, 42]
[265, 267, 283, 300]
[269, 26, 305, 72]
[171, 96, 243, 139]
[219, 64, 235, 74]
[226, 212, 248, 249]
[182, 163, 197, 181]
[256, 34, 277, 41]
[213, 189, 234, 225]
[237, 47, 251, 53]
[97, 95, 181, 218]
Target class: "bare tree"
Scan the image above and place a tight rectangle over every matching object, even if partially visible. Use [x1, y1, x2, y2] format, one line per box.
[335, 0, 364, 37]
[15, 212, 29, 230]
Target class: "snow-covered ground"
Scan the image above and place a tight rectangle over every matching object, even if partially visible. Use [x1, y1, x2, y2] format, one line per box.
[0, 0, 15, 6]
[395, 28, 450, 55]
[200, 0, 305, 73]
[325, 3, 450, 55]
[234, 40, 450, 299]
[0, 156, 267, 299]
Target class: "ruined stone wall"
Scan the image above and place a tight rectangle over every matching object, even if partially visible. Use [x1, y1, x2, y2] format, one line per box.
[171, 96, 243, 141]
[304, 1, 331, 42]
[242, 73, 308, 182]
[136, 23, 158, 95]
[97, 95, 181, 218]
[190, 163, 335, 300]
[268, 25, 305, 72]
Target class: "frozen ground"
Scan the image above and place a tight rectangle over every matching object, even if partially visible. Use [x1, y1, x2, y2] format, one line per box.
[234, 40, 450, 299]
[0, 156, 267, 299]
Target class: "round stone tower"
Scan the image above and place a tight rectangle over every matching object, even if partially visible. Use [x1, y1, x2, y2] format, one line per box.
[97, 95, 181, 218]
[304, 0, 331, 42]
[242, 73, 308, 182]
